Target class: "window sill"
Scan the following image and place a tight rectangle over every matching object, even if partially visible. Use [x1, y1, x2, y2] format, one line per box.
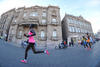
[51, 36, 59, 41]
[38, 37, 47, 41]
[51, 22, 59, 25]
[39, 23, 47, 25]
[16, 35, 22, 39]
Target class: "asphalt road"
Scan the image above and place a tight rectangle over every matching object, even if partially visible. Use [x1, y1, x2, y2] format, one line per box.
[0, 39, 100, 67]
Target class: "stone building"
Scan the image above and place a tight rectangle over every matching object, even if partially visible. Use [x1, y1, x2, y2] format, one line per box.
[0, 9, 15, 40]
[0, 6, 62, 48]
[62, 14, 93, 44]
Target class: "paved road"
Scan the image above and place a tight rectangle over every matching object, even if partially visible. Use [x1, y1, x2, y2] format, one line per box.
[0, 40, 100, 67]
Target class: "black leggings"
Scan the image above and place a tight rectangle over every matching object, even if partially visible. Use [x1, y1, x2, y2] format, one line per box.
[25, 43, 44, 59]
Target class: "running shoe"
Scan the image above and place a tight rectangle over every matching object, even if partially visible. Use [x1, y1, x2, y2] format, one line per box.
[45, 50, 50, 55]
[20, 59, 27, 63]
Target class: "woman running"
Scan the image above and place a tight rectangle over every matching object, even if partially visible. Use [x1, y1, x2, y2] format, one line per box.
[21, 25, 49, 63]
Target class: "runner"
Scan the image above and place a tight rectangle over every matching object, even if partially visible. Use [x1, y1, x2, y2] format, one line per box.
[21, 25, 49, 63]
[82, 36, 87, 48]
[86, 36, 91, 50]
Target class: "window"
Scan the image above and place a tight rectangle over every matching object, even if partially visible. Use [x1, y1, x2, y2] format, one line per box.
[78, 28, 81, 32]
[72, 27, 75, 32]
[74, 20, 76, 24]
[72, 27, 74, 32]
[41, 30, 45, 38]
[14, 20, 16, 22]
[68, 27, 70, 31]
[69, 27, 75, 32]
[83, 29, 85, 33]
[76, 28, 78, 32]
[83, 29, 86, 33]
[17, 30, 22, 38]
[69, 19, 71, 23]
[85, 30, 87, 33]
[42, 12, 46, 17]
[73, 20, 75, 24]
[80, 22, 82, 25]
[74, 27, 76, 32]
[19, 30, 22, 36]
[83, 23, 85, 27]
[70, 19, 73, 23]
[42, 19, 46, 24]
[77, 21, 80, 25]
[87, 24, 89, 28]
[23, 13, 27, 17]
[67, 19, 70, 23]
[69, 27, 72, 32]
[75, 20, 78, 24]
[52, 18, 56, 23]
[80, 29, 82, 33]
[53, 30, 57, 37]
[81, 23, 84, 26]
[30, 12, 38, 16]
[69, 27, 77, 32]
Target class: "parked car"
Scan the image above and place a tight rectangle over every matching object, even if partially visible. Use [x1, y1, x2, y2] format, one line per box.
[95, 38, 100, 41]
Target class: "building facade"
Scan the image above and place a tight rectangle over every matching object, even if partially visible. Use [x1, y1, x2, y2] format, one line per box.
[0, 6, 62, 48]
[62, 14, 93, 44]
[0, 9, 15, 40]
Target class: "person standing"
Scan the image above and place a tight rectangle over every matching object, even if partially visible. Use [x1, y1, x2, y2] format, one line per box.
[71, 38, 74, 46]
[90, 36, 93, 46]
[82, 36, 87, 48]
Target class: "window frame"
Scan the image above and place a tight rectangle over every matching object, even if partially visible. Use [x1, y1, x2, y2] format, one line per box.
[53, 30, 57, 37]
[42, 12, 46, 17]
[52, 18, 57, 23]
[40, 30, 45, 38]
[42, 19, 46, 24]
[23, 13, 27, 17]
[30, 12, 38, 17]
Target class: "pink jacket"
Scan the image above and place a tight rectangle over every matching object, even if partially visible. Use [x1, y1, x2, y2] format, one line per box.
[28, 31, 35, 43]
